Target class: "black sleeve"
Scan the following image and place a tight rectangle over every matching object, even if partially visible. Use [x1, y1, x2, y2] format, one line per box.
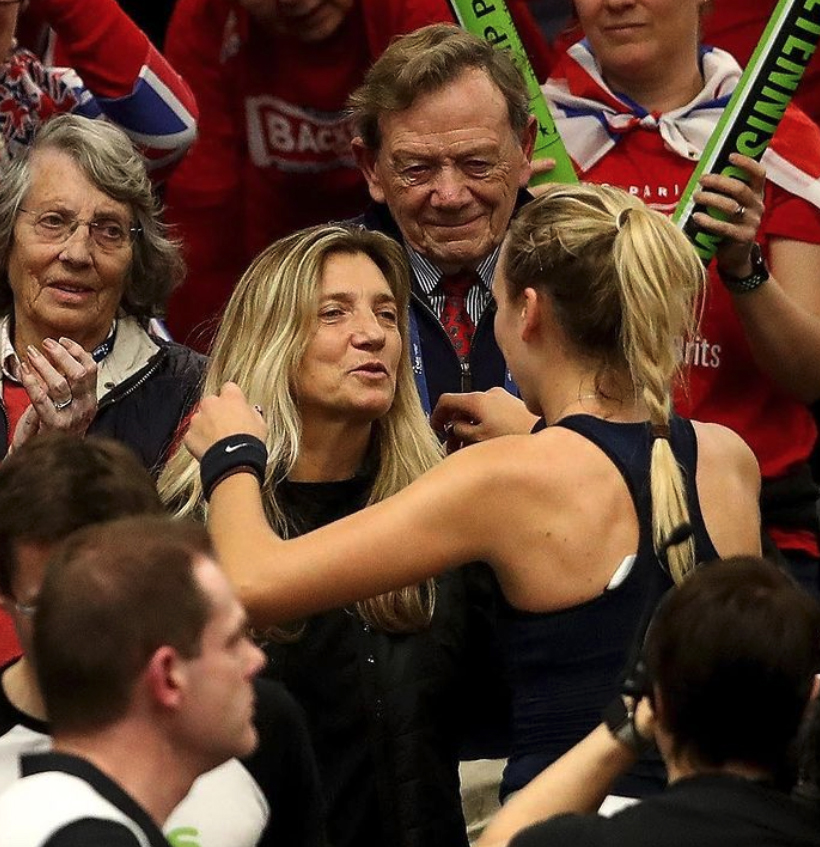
[509, 814, 606, 847]
[242, 678, 328, 847]
[44, 818, 144, 847]
[456, 562, 513, 760]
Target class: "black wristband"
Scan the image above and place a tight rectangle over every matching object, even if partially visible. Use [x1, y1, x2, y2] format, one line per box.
[200, 434, 267, 502]
[602, 695, 652, 755]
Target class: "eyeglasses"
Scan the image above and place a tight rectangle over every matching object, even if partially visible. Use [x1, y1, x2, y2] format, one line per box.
[18, 208, 141, 252]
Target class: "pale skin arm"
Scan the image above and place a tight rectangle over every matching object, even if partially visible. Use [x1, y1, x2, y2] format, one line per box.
[188, 386, 762, 622]
[186, 383, 516, 626]
[694, 152, 820, 403]
[477, 699, 656, 847]
[693, 421, 762, 557]
[9, 337, 98, 453]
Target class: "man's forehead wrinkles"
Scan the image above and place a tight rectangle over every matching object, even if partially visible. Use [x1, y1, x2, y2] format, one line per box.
[389, 136, 502, 161]
[388, 126, 501, 145]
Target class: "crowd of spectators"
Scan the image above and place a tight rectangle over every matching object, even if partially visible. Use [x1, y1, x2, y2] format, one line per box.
[1, 2, 820, 847]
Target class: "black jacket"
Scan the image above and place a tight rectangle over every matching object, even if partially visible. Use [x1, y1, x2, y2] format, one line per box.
[356, 190, 531, 412]
[89, 339, 205, 472]
[263, 475, 510, 847]
[511, 774, 820, 847]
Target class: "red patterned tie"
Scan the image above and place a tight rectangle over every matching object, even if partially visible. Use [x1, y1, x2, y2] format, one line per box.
[439, 271, 477, 359]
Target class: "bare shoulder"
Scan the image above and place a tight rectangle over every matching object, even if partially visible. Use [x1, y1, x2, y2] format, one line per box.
[692, 420, 761, 491]
[430, 428, 588, 529]
[438, 430, 557, 488]
[692, 420, 762, 556]
[446, 426, 596, 484]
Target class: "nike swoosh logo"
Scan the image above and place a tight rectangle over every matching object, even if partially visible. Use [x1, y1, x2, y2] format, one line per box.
[224, 443, 250, 453]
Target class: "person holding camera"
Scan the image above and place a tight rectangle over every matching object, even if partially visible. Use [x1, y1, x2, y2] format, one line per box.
[478, 556, 820, 847]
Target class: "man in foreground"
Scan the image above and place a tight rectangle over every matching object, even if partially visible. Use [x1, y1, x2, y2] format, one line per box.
[0, 513, 265, 845]
[0, 435, 325, 847]
[478, 556, 820, 847]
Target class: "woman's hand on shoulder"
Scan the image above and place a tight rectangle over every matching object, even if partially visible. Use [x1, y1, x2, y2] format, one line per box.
[184, 381, 267, 460]
[526, 156, 558, 198]
[431, 388, 539, 452]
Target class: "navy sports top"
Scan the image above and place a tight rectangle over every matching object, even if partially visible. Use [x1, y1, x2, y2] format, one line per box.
[500, 414, 719, 799]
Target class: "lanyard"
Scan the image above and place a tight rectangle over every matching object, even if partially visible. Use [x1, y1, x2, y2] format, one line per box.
[91, 320, 119, 363]
[408, 307, 518, 417]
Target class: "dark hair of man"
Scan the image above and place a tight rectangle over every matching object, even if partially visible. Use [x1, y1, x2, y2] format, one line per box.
[33, 516, 213, 735]
[348, 23, 530, 151]
[0, 434, 164, 597]
[645, 556, 820, 776]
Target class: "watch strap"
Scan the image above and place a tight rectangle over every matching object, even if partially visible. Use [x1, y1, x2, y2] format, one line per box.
[717, 243, 769, 295]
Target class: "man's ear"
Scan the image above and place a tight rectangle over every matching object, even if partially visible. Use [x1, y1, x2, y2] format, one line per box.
[351, 137, 386, 204]
[145, 646, 186, 710]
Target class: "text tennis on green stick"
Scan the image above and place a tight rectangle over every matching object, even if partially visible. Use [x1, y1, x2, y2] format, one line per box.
[673, 0, 820, 263]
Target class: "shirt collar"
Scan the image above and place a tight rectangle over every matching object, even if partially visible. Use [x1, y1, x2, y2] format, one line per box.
[0, 315, 19, 382]
[405, 244, 500, 297]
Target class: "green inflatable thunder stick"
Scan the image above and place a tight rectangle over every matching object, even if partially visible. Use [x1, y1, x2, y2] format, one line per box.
[673, 0, 820, 262]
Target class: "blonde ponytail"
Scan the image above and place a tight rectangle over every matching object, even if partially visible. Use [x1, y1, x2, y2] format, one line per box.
[506, 184, 705, 583]
[613, 204, 705, 582]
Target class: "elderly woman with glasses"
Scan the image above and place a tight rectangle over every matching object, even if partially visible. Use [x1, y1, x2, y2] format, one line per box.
[0, 113, 205, 470]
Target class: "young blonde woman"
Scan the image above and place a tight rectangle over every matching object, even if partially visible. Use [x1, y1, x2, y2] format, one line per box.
[185, 184, 762, 800]
[160, 224, 502, 847]
[538, 0, 820, 588]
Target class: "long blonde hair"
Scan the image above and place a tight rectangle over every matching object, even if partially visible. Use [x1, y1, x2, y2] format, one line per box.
[159, 224, 443, 631]
[504, 183, 705, 583]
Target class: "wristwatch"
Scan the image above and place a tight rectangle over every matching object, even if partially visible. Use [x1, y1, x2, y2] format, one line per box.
[602, 695, 651, 754]
[717, 242, 770, 294]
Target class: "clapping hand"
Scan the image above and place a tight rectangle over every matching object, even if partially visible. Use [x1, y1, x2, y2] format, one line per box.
[10, 336, 97, 452]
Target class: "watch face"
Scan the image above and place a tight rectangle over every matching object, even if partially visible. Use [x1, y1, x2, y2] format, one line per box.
[750, 243, 765, 272]
[719, 242, 769, 293]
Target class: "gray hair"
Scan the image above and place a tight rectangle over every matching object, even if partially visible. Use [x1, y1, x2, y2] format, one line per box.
[0, 114, 184, 319]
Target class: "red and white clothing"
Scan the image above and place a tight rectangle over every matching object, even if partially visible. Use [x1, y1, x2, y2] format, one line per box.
[8, 0, 197, 180]
[542, 43, 820, 555]
[162, 0, 551, 349]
